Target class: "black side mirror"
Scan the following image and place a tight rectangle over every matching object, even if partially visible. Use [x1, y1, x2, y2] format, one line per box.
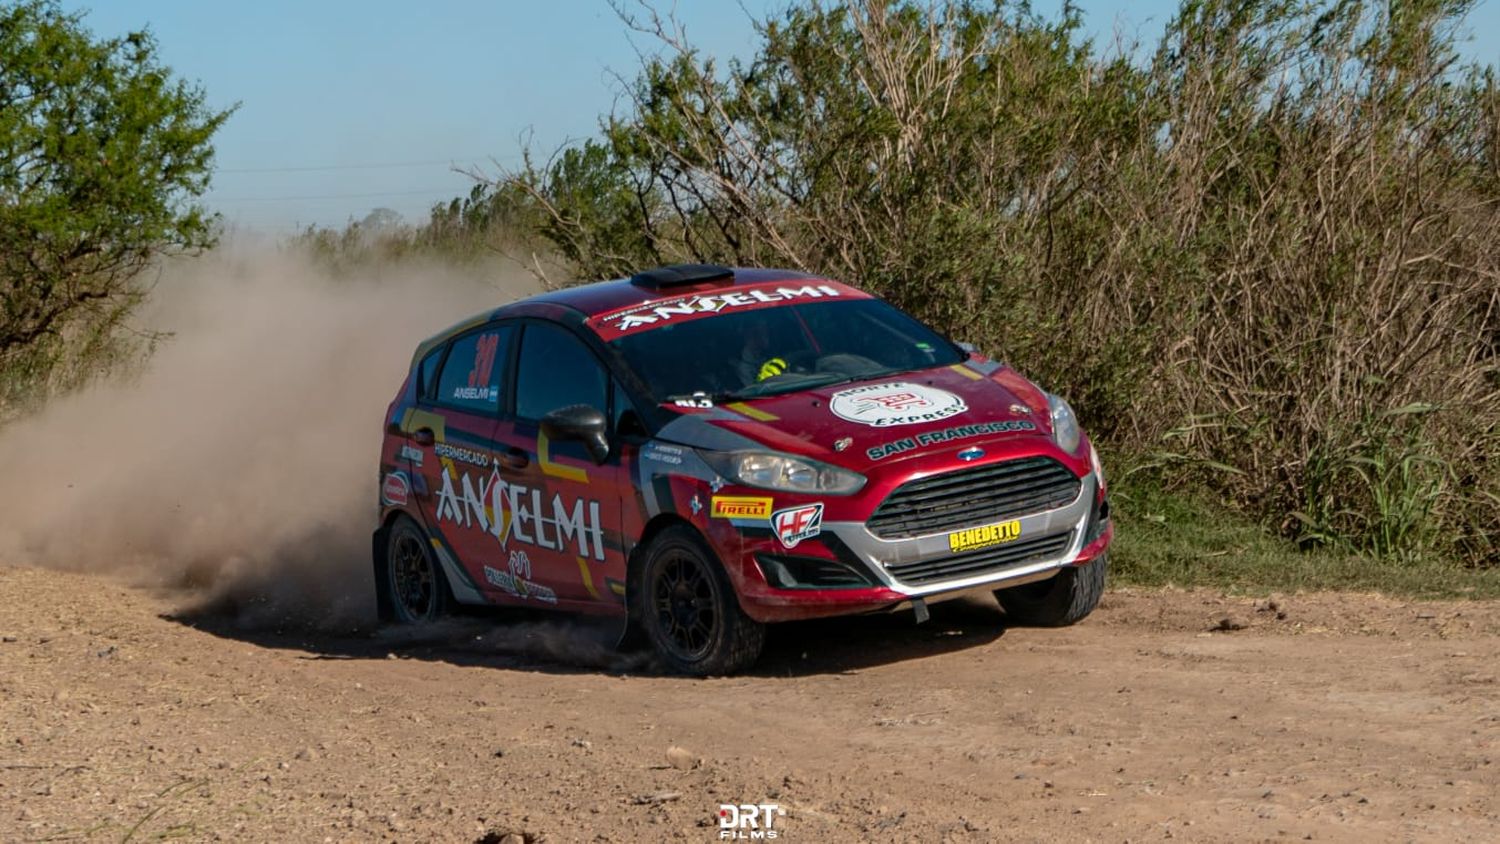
[540, 404, 610, 464]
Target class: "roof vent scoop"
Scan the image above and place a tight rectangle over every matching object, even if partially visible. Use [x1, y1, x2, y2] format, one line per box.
[630, 263, 734, 289]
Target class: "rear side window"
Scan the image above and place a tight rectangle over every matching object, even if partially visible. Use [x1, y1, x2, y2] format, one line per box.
[416, 348, 443, 401]
[434, 326, 512, 414]
[515, 323, 607, 420]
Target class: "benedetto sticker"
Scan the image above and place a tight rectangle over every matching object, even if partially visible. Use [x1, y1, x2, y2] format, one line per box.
[948, 520, 1022, 553]
[830, 381, 967, 428]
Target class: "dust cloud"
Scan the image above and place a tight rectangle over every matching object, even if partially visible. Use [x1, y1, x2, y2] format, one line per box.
[0, 243, 536, 631]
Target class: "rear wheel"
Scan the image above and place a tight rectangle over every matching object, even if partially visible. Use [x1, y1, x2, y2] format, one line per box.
[995, 553, 1107, 627]
[639, 525, 765, 676]
[385, 516, 448, 624]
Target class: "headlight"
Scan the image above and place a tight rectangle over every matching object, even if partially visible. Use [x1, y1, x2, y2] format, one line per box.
[698, 450, 867, 495]
[1046, 393, 1083, 454]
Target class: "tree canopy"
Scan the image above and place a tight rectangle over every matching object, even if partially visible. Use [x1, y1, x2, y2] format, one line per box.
[0, 0, 233, 406]
[487, 0, 1499, 564]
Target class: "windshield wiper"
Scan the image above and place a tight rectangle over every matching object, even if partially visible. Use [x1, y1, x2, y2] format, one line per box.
[727, 371, 859, 399]
[827, 366, 910, 387]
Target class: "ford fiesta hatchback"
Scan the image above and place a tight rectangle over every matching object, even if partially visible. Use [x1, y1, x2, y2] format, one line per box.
[373, 264, 1112, 674]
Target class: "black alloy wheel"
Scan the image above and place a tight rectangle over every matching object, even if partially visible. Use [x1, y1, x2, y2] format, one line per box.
[653, 549, 719, 659]
[386, 517, 448, 623]
[639, 525, 765, 675]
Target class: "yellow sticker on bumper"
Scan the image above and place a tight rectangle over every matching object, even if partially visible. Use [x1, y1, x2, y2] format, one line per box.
[948, 520, 1022, 553]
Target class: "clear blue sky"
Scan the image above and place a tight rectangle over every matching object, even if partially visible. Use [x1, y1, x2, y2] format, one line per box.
[65, 1, 1499, 233]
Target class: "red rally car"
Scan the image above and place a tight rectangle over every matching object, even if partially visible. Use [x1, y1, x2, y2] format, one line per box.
[374, 264, 1112, 675]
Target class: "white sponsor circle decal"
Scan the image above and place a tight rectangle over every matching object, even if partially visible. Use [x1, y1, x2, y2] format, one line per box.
[381, 472, 410, 506]
[829, 381, 967, 428]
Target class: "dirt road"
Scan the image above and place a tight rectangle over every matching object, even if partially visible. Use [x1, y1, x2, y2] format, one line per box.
[2, 566, 1496, 842]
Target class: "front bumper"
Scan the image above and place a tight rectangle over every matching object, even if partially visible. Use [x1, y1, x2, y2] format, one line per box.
[731, 472, 1111, 623]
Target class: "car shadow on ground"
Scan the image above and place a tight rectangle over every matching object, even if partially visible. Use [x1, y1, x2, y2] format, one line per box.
[749, 596, 1008, 677]
[164, 593, 1010, 679]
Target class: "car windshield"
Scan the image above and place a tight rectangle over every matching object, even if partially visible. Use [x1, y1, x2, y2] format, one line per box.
[608, 298, 966, 403]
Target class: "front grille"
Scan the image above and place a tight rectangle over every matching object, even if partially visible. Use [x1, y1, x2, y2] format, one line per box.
[866, 456, 1082, 539]
[885, 531, 1073, 586]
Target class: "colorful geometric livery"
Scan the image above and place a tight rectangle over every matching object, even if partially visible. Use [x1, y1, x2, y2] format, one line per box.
[373, 265, 1112, 675]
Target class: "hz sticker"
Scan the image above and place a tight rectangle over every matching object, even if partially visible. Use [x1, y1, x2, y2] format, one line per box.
[771, 503, 824, 549]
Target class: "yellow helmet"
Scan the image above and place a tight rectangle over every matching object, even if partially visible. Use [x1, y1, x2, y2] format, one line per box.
[757, 357, 788, 381]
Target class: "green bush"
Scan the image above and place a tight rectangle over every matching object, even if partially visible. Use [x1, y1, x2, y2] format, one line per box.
[356, 0, 1500, 567]
[0, 1, 232, 415]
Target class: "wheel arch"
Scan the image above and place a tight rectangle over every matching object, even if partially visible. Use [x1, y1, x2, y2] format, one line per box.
[372, 508, 424, 623]
[622, 512, 766, 674]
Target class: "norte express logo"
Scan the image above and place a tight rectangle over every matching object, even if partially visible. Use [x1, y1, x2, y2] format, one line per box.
[596, 284, 844, 334]
[434, 467, 605, 560]
[830, 381, 967, 428]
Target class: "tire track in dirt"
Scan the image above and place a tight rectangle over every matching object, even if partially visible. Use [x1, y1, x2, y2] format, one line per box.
[2, 567, 1496, 842]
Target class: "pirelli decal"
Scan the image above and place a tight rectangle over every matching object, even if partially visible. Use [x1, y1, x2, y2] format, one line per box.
[710, 496, 773, 519]
[948, 520, 1021, 553]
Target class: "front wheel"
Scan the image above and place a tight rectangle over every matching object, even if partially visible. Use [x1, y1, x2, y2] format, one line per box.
[995, 553, 1107, 627]
[385, 516, 449, 624]
[638, 525, 765, 676]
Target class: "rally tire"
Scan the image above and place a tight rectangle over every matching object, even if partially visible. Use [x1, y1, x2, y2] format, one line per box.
[385, 516, 450, 624]
[995, 553, 1107, 627]
[639, 525, 765, 676]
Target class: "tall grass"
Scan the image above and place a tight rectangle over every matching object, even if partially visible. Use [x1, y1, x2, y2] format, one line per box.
[312, 0, 1500, 567]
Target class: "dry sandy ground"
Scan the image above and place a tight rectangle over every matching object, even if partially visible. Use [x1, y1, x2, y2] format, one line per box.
[2, 566, 1497, 843]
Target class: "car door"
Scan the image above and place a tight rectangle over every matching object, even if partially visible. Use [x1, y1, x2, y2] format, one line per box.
[402, 323, 515, 604]
[487, 320, 631, 609]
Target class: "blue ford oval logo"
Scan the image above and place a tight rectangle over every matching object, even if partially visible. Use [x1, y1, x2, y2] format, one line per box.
[957, 447, 985, 462]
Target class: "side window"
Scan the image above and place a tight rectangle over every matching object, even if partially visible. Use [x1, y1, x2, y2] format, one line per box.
[416, 347, 444, 401]
[434, 325, 512, 414]
[515, 323, 607, 420]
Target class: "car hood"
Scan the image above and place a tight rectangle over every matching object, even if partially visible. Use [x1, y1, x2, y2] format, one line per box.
[656, 362, 1063, 473]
